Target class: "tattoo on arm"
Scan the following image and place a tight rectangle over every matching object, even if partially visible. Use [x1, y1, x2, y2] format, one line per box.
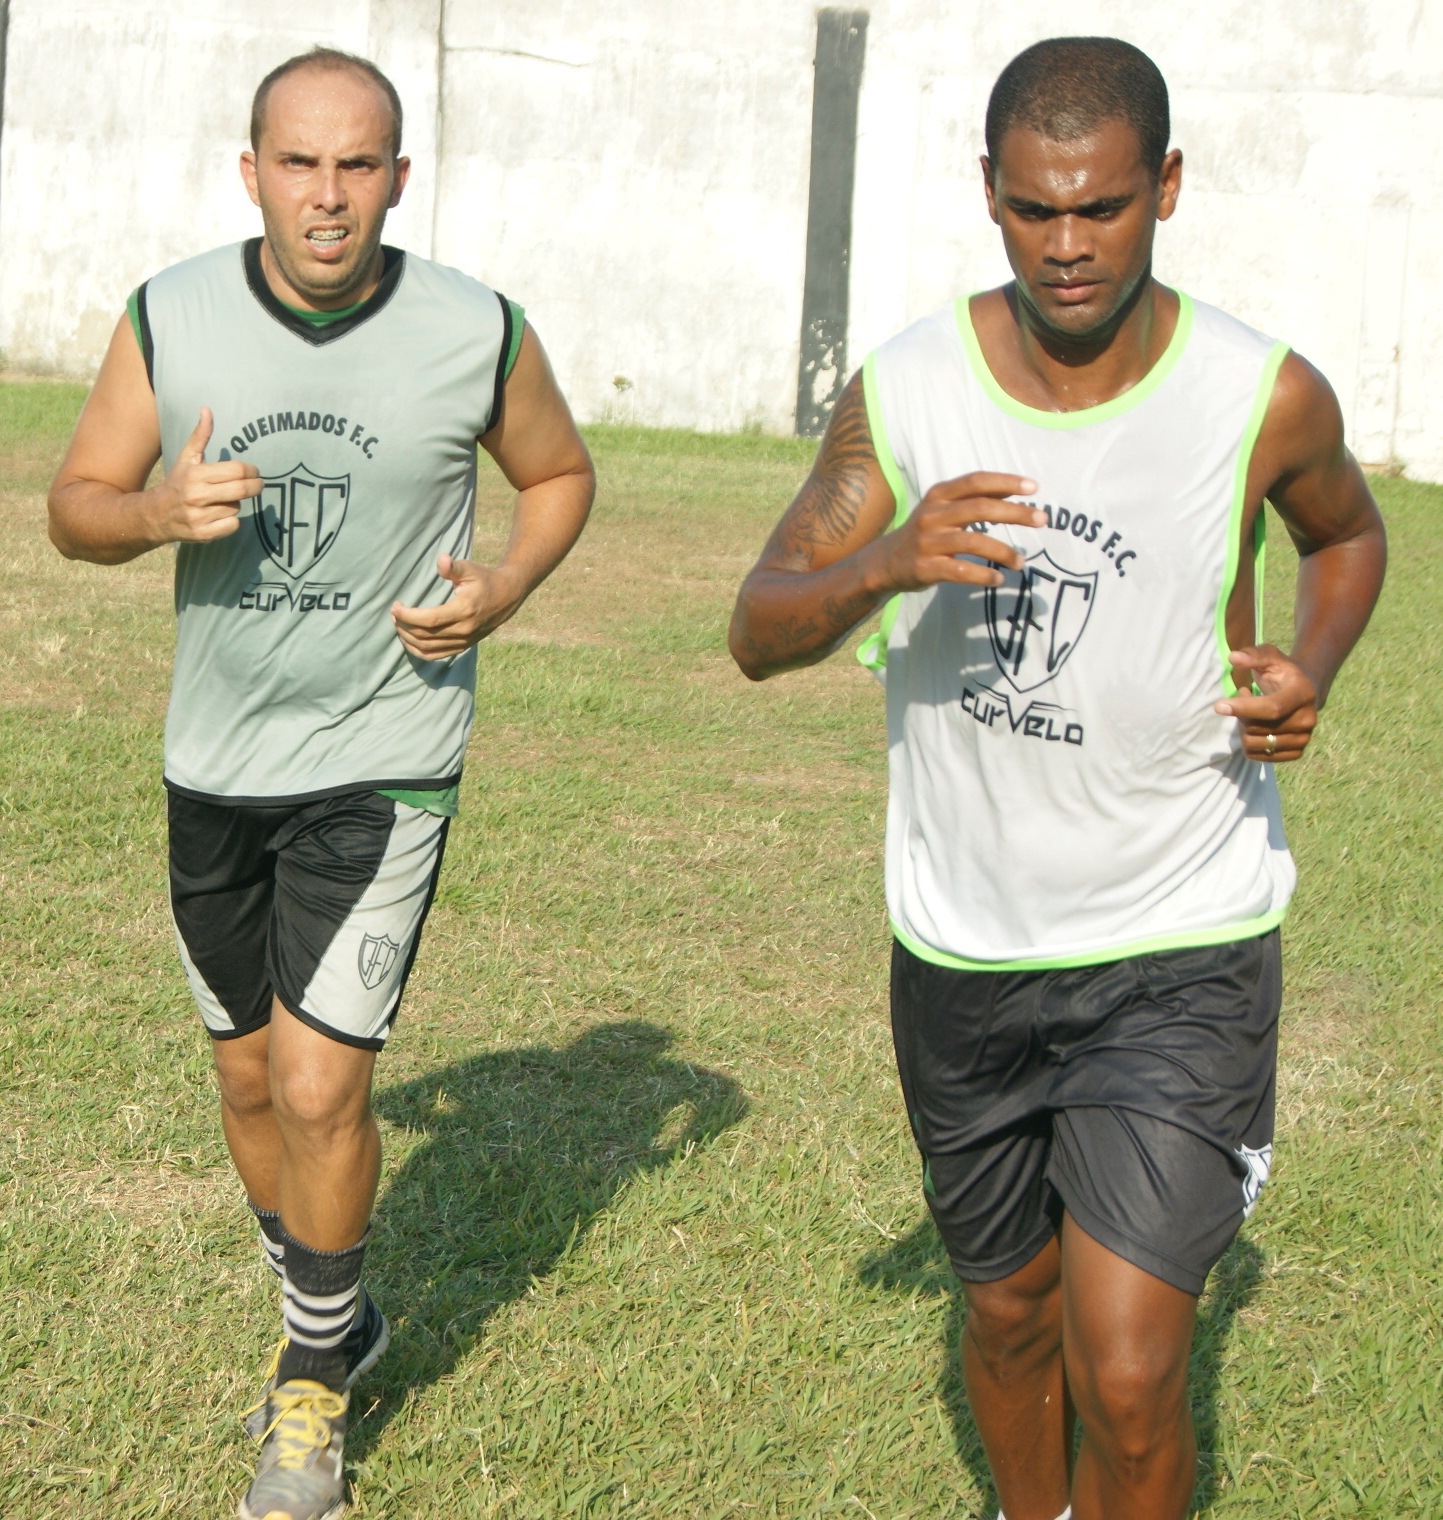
[738, 614, 821, 666]
[819, 586, 878, 634]
[737, 584, 881, 672]
[773, 381, 877, 567]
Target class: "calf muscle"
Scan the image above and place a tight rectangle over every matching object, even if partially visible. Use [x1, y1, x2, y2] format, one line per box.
[961, 1240, 1074, 1520]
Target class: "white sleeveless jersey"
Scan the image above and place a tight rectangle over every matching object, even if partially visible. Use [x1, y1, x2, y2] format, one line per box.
[860, 293, 1295, 969]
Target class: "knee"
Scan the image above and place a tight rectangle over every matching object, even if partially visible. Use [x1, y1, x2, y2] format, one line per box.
[1077, 1348, 1186, 1467]
[214, 1050, 271, 1120]
[964, 1279, 1060, 1369]
[270, 1063, 368, 1139]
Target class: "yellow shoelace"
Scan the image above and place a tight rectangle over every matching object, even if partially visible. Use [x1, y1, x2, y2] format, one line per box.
[262, 1382, 347, 1470]
[239, 1337, 289, 1433]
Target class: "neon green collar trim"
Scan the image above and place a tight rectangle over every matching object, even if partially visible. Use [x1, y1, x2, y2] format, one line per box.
[955, 290, 1193, 429]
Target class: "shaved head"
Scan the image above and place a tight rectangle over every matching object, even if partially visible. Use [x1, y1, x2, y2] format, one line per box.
[251, 47, 403, 161]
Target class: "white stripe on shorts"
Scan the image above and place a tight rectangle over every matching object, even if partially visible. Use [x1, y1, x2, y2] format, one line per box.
[298, 802, 446, 1045]
[170, 907, 235, 1035]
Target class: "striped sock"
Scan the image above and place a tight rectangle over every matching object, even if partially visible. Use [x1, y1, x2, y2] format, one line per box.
[275, 1226, 367, 1392]
[249, 1202, 285, 1288]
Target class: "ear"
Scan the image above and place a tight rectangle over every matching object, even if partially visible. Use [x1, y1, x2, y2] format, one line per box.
[239, 150, 261, 209]
[388, 155, 412, 210]
[1156, 148, 1183, 223]
[980, 155, 1000, 227]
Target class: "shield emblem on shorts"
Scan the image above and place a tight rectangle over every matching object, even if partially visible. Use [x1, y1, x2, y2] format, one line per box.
[357, 933, 400, 991]
[985, 549, 1098, 693]
[254, 462, 350, 580]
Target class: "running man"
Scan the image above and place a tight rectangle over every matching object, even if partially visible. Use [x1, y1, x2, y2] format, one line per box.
[48, 48, 594, 1520]
[731, 37, 1383, 1520]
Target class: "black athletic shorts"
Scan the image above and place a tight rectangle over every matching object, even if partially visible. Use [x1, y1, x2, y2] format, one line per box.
[168, 790, 450, 1050]
[890, 931, 1281, 1295]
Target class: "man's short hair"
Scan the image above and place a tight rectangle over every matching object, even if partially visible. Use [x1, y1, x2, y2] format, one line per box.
[250, 47, 404, 160]
[985, 37, 1170, 178]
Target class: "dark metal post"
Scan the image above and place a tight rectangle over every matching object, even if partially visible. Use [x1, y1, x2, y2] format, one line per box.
[795, 8, 868, 437]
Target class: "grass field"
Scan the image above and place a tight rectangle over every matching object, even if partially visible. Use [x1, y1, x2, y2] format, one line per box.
[0, 380, 1439, 1519]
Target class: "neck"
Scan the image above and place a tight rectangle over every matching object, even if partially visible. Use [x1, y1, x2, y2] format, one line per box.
[1003, 270, 1173, 412]
[259, 237, 385, 312]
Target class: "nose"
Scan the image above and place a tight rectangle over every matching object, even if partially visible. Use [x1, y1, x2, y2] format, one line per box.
[1044, 214, 1094, 268]
[314, 164, 347, 213]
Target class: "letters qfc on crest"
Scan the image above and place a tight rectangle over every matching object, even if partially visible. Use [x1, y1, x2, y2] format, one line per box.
[357, 933, 401, 992]
[254, 462, 351, 580]
[985, 549, 1098, 693]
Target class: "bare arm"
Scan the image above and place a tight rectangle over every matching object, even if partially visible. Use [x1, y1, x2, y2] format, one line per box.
[1215, 353, 1387, 762]
[728, 373, 1044, 680]
[48, 314, 260, 563]
[390, 323, 595, 660]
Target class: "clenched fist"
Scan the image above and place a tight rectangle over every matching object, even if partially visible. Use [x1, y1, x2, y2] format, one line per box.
[391, 554, 528, 661]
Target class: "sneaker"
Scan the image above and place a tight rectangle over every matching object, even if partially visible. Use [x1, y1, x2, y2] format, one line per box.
[338, 1287, 391, 1391]
[242, 1289, 390, 1439]
[237, 1380, 348, 1520]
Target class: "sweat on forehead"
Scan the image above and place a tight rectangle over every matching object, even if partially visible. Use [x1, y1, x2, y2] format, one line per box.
[250, 47, 404, 158]
[985, 36, 1170, 178]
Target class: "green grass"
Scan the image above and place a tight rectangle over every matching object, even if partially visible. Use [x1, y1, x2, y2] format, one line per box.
[0, 384, 1439, 1517]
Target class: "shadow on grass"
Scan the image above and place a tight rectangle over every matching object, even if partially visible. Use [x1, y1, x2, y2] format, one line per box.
[859, 1218, 1264, 1516]
[351, 1018, 746, 1458]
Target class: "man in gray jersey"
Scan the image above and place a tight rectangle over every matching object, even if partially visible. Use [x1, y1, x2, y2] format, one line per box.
[48, 48, 594, 1520]
[731, 36, 1384, 1520]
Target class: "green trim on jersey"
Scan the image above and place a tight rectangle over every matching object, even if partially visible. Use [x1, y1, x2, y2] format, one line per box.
[856, 597, 903, 676]
[855, 351, 910, 675]
[954, 290, 1194, 430]
[1215, 341, 1289, 696]
[503, 299, 526, 379]
[376, 783, 459, 818]
[280, 298, 368, 327]
[126, 287, 143, 351]
[893, 905, 1287, 974]
[861, 351, 908, 526]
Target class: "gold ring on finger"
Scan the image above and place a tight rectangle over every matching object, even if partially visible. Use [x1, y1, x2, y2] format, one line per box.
[1264, 733, 1277, 756]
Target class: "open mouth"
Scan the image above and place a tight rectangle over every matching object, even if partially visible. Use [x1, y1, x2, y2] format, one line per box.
[304, 226, 351, 258]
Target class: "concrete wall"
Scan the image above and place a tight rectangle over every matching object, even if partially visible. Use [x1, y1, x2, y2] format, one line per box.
[2, 0, 1439, 478]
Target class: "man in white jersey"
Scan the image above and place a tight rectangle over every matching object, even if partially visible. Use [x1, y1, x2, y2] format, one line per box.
[731, 37, 1384, 1520]
[48, 49, 594, 1520]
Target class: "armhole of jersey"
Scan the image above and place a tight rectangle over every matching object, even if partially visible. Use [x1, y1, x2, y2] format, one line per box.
[503, 298, 525, 378]
[1253, 508, 1267, 647]
[856, 351, 909, 676]
[484, 293, 524, 435]
[1215, 340, 1289, 695]
[861, 351, 908, 529]
[128, 283, 155, 390]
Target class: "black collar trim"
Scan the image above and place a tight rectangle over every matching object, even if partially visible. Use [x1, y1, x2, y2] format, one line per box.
[243, 237, 406, 345]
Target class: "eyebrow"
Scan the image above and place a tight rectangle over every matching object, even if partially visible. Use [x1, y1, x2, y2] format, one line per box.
[1004, 193, 1136, 218]
[275, 150, 385, 167]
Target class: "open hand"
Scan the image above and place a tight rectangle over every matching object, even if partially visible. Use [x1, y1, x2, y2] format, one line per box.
[872, 472, 1046, 593]
[391, 554, 525, 660]
[151, 409, 261, 543]
[1214, 645, 1318, 763]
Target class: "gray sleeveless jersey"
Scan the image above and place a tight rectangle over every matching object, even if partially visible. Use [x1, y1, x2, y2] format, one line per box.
[138, 239, 513, 802]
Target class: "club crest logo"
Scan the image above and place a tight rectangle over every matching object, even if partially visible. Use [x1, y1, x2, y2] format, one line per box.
[985, 549, 1098, 693]
[254, 462, 350, 580]
[357, 933, 401, 991]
